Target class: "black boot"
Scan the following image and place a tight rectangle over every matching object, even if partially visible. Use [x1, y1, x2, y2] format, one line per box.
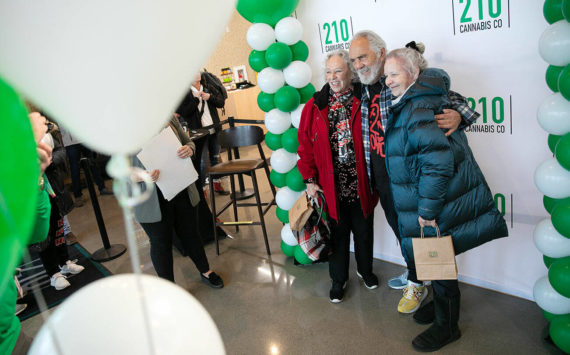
[413, 300, 434, 324]
[412, 294, 461, 352]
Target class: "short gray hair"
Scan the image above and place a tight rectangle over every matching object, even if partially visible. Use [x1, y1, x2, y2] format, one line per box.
[350, 30, 387, 57]
[386, 44, 428, 78]
[324, 49, 358, 82]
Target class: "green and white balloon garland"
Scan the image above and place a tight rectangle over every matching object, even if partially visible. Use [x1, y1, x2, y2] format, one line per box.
[238, 0, 315, 264]
[533, 1, 570, 352]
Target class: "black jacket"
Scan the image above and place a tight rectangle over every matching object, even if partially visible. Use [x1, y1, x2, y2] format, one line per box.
[176, 73, 226, 131]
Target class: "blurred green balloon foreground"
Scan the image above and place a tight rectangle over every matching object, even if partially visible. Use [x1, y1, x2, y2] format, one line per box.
[0, 78, 39, 294]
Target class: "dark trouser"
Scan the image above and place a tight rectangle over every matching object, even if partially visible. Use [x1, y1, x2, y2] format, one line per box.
[39, 200, 69, 276]
[432, 279, 460, 298]
[328, 200, 374, 284]
[139, 189, 209, 282]
[65, 143, 106, 197]
[200, 134, 221, 183]
[376, 181, 420, 283]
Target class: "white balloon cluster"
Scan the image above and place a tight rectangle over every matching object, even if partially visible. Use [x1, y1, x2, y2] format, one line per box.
[533, 18, 570, 316]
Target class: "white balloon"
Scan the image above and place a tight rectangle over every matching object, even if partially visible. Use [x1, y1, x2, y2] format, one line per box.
[275, 17, 303, 45]
[534, 158, 570, 199]
[29, 274, 225, 355]
[276, 187, 303, 211]
[539, 20, 570, 66]
[271, 148, 298, 173]
[291, 104, 305, 129]
[257, 67, 285, 94]
[533, 276, 570, 314]
[246, 23, 275, 51]
[283, 61, 312, 88]
[533, 218, 570, 258]
[281, 223, 298, 246]
[265, 109, 291, 134]
[537, 93, 570, 135]
[0, 0, 234, 155]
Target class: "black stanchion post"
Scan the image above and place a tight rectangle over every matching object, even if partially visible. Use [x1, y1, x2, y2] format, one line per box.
[80, 158, 127, 262]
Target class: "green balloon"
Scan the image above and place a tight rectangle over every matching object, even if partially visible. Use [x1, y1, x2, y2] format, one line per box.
[549, 134, 563, 153]
[544, 0, 565, 24]
[236, 0, 300, 26]
[559, 64, 570, 101]
[550, 314, 570, 354]
[564, 0, 570, 20]
[294, 245, 313, 264]
[276, 207, 289, 223]
[274, 86, 300, 112]
[555, 132, 570, 170]
[281, 240, 296, 257]
[248, 50, 268, 73]
[0, 78, 40, 294]
[543, 309, 560, 322]
[286, 166, 306, 192]
[270, 169, 287, 188]
[298, 83, 316, 103]
[282, 127, 299, 153]
[265, 42, 293, 70]
[290, 41, 309, 61]
[546, 65, 564, 92]
[549, 257, 570, 297]
[265, 132, 283, 151]
[544, 196, 570, 214]
[552, 201, 570, 238]
[257, 91, 275, 112]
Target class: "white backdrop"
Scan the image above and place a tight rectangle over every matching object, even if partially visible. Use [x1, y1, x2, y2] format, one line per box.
[295, 0, 550, 300]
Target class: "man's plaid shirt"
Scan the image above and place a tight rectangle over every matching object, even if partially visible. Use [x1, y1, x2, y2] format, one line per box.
[360, 76, 480, 185]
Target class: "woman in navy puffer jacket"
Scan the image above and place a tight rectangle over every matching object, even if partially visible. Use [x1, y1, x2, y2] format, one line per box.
[383, 46, 508, 352]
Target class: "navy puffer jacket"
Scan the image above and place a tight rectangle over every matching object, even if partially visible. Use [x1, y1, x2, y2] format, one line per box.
[385, 69, 508, 258]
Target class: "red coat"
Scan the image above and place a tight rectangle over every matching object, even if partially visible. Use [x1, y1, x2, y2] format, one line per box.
[297, 85, 377, 222]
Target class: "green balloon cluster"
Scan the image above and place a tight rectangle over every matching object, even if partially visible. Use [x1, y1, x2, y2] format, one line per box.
[551, 314, 570, 353]
[298, 83, 316, 103]
[286, 167, 305, 192]
[281, 240, 296, 257]
[544, 0, 565, 24]
[257, 92, 276, 112]
[274, 86, 300, 112]
[249, 50, 268, 72]
[290, 41, 309, 61]
[548, 134, 562, 153]
[549, 257, 570, 297]
[294, 245, 313, 264]
[0, 78, 40, 294]
[270, 169, 287, 188]
[544, 309, 560, 322]
[276, 206, 289, 223]
[564, 0, 570, 20]
[546, 65, 563, 92]
[555, 132, 570, 170]
[265, 131, 283, 150]
[236, 0, 300, 26]
[266, 42, 292, 70]
[544, 255, 570, 268]
[282, 127, 299, 153]
[552, 201, 570, 238]
[544, 195, 570, 214]
[560, 64, 570, 101]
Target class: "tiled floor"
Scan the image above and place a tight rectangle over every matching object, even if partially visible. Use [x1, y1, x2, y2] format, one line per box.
[20, 147, 563, 355]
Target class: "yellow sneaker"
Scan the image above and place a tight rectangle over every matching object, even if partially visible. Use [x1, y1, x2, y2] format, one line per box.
[398, 281, 428, 314]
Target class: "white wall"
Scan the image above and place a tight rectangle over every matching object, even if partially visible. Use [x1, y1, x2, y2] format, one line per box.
[295, 0, 549, 300]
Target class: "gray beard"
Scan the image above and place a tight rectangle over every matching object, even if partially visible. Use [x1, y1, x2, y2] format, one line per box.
[358, 63, 383, 85]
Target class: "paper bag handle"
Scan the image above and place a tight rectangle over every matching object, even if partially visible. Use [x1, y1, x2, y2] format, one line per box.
[420, 225, 441, 239]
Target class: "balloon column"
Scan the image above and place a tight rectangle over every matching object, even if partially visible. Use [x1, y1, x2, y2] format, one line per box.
[237, 0, 314, 264]
[534, 1, 570, 352]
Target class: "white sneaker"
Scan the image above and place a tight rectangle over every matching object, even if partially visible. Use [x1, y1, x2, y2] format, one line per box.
[15, 303, 27, 316]
[50, 272, 70, 290]
[60, 260, 84, 275]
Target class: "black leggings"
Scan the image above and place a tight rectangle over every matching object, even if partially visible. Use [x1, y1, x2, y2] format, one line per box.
[140, 189, 209, 282]
[328, 200, 374, 283]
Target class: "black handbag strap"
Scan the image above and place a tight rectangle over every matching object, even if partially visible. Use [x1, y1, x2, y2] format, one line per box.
[310, 191, 330, 235]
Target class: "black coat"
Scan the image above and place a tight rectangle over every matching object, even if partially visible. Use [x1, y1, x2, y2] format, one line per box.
[45, 130, 74, 217]
[176, 74, 226, 131]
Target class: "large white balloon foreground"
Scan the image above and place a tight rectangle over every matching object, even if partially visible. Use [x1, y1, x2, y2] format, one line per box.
[0, 0, 235, 155]
[29, 274, 225, 355]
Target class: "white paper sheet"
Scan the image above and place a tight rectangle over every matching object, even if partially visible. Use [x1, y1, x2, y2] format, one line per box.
[136, 127, 198, 201]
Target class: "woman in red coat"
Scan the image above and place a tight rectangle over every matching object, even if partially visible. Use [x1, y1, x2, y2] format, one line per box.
[297, 50, 378, 303]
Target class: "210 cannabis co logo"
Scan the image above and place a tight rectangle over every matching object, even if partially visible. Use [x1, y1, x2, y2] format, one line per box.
[464, 95, 513, 134]
[452, 0, 510, 35]
[318, 17, 354, 53]
[494, 193, 514, 229]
